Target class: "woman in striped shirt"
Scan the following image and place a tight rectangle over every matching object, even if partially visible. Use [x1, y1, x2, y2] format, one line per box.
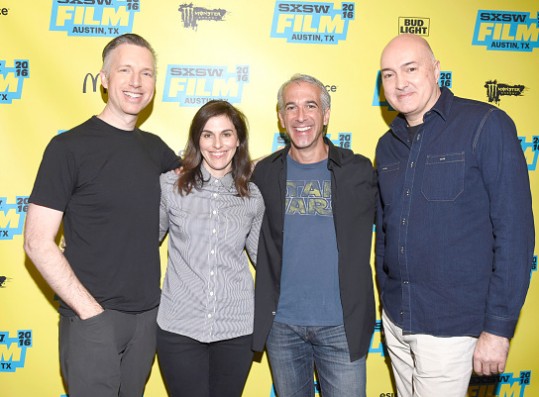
[157, 100, 265, 397]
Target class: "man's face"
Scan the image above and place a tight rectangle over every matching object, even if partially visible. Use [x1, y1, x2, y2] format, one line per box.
[380, 36, 440, 126]
[100, 43, 155, 121]
[278, 81, 330, 152]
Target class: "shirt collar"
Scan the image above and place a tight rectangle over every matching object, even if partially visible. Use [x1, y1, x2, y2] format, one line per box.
[390, 87, 454, 133]
[200, 164, 235, 190]
[270, 137, 342, 168]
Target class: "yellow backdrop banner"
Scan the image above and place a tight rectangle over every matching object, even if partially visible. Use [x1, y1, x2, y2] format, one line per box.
[1, 1, 537, 396]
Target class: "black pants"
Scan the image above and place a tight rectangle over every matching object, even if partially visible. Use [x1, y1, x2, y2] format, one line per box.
[157, 326, 254, 397]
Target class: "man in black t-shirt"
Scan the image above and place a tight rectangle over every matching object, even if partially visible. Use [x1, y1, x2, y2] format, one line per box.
[24, 34, 179, 397]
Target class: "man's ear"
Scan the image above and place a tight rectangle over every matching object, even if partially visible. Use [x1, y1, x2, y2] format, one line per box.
[100, 70, 109, 90]
[278, 112, 285, 130]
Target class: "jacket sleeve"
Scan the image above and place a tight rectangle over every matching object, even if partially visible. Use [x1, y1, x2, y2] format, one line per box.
[374, 150, 388, 294]
[475, 108, 535, 338]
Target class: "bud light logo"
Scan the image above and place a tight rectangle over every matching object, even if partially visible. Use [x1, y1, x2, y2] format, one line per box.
[271, 2, 355, 44]
[519, 135, 538, 171]
[472, 10, 539, 52]
[50, 0, 140, 37]
[398, 17, 430, 36]
[0, 60, 29, 104]
[0, 330, 32, 372]
[162, 65, 249, 107]
[0, 196, 29, 240]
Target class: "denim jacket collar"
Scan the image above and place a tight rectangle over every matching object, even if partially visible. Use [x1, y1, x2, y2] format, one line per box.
[390, 87, 454, 139]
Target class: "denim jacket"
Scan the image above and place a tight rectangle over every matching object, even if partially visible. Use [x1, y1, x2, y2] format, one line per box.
[375, 88, 534, 339]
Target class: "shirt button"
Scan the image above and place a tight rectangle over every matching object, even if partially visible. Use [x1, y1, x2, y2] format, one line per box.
[403, 280, 409, 284]
[210, 291, 214, 296]
[405, 189, 410, 196]
[401, 218, 406, 225]
[212, 228, 216, 234]
[400, 246, 405, 254]
[214, 180, 219, 184]
[213, 193, 218, 198]
[212, 210, 217, 215]
[410, 162, 414, 168]
[210, 271, 214, 276]
[210, 249, 215, 255]
[207, 313, 212, 318]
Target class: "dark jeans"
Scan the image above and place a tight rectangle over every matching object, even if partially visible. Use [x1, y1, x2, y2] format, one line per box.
[59, 307, 157, 397]
[157, 326, 254, 397]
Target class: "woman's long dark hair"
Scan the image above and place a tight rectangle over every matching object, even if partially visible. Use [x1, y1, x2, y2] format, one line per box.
[177, 100, 252, 197]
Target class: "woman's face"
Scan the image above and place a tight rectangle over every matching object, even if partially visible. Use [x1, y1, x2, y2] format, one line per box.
[199, 114, 240, 178]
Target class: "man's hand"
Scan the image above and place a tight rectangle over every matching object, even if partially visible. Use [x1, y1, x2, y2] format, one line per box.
[473, 332, 509, 376]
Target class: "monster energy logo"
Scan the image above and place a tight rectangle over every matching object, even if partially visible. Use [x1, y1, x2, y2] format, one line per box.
[484, 80, 526, 105]
[178, 4, 227, 30]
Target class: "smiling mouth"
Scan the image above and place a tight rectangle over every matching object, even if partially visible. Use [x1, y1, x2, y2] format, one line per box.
[124, 91, 142, 98]
[295, 126, 311, 132]
[210, 151, 228, 158]
[397, 92, 414, 100]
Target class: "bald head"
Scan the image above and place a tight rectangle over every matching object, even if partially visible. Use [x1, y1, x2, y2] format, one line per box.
[380, 34, 441, 126]
[381, 34, 436, 66]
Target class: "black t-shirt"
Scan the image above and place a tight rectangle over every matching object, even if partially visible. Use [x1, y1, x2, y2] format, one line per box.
[407, 124, 422, 143]
[30, 116, 180, 316]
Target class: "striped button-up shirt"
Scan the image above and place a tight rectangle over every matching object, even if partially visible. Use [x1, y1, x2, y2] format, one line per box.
[157, 167, 265, 342]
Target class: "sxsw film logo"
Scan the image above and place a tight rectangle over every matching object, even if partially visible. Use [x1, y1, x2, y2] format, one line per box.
[438, 71, 452, 89]
[0, 330, 32, 372]
[163, 65, 249, 107]
[271, 2, 355, 44]
[50, 0, 140, 37]
[369, 320, 386, 357]
[468, 371, 531, 397]
[372, 70, 452, 109]
[271, 132, 352, 152]
[0, 60, 29, 104]
[398, 17, 430, 36]
[0, 197, 29, 240]
[178, 3, 227, 30]
[484, 80, 526, 105]
[519, 135, 538, 171]
[473, 10, 539, 52]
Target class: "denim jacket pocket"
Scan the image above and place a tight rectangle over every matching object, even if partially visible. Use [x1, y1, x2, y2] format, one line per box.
[378, 162, 400, 206]
[421, 152, 465, 201]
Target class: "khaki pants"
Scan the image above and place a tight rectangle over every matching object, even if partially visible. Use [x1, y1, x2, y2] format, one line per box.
[382, 310, 477, 397]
